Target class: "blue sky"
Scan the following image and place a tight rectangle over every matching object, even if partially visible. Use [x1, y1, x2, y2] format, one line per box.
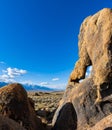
[0, 0, 112, 89]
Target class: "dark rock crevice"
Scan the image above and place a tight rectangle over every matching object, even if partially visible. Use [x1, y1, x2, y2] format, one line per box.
[53, 102, 77, 130]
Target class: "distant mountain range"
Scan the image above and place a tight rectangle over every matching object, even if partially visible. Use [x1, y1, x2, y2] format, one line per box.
[0, 82, 57, 91]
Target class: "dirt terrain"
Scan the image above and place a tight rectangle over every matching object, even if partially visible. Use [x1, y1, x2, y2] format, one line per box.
[28, 91, 64, 126]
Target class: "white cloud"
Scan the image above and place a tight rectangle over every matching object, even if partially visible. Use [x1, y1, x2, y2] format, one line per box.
[39, 82, 49, 86]
[52, 78, 59, 81]
[1, 74, 9, 79]
[6, 67, 27, 78]
[21, 80, 33, 84]
[47, 83, 66, 89]
[0, 74, 15, 83]
[0, 67, 27, 83]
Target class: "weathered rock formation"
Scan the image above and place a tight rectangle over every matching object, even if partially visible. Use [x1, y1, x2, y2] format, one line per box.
[0, 114, 26, 130]
[88, 114, 112, 130]
[0, 83, 45, 130]
[52, 8, 112, 130]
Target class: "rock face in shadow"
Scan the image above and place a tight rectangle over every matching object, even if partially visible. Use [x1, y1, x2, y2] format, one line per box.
[52, 102, 77, 130]
[0, 114, 26, 130]
[52, 8, 112, 130]
[0, 83, 45, 130]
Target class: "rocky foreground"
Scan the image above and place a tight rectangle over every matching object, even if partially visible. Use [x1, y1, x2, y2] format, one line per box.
[1, 8, 112, 130]
[0, 83, 63, 130]
[28, 91, 63, 125]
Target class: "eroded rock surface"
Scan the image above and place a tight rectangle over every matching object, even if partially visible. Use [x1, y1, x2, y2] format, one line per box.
[0, 114, 26, 130]
[89, 114, 112, 130]
[70, 8, 112, 103]
[0, 83, 45, 130]
[52, 8, 112, 130]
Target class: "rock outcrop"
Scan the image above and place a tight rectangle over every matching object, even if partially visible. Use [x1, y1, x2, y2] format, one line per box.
[0, 114, 26, 130]
[52, 8, 112, 130]
[0, 83, 45, 130]
[88, 114, 112, 130]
